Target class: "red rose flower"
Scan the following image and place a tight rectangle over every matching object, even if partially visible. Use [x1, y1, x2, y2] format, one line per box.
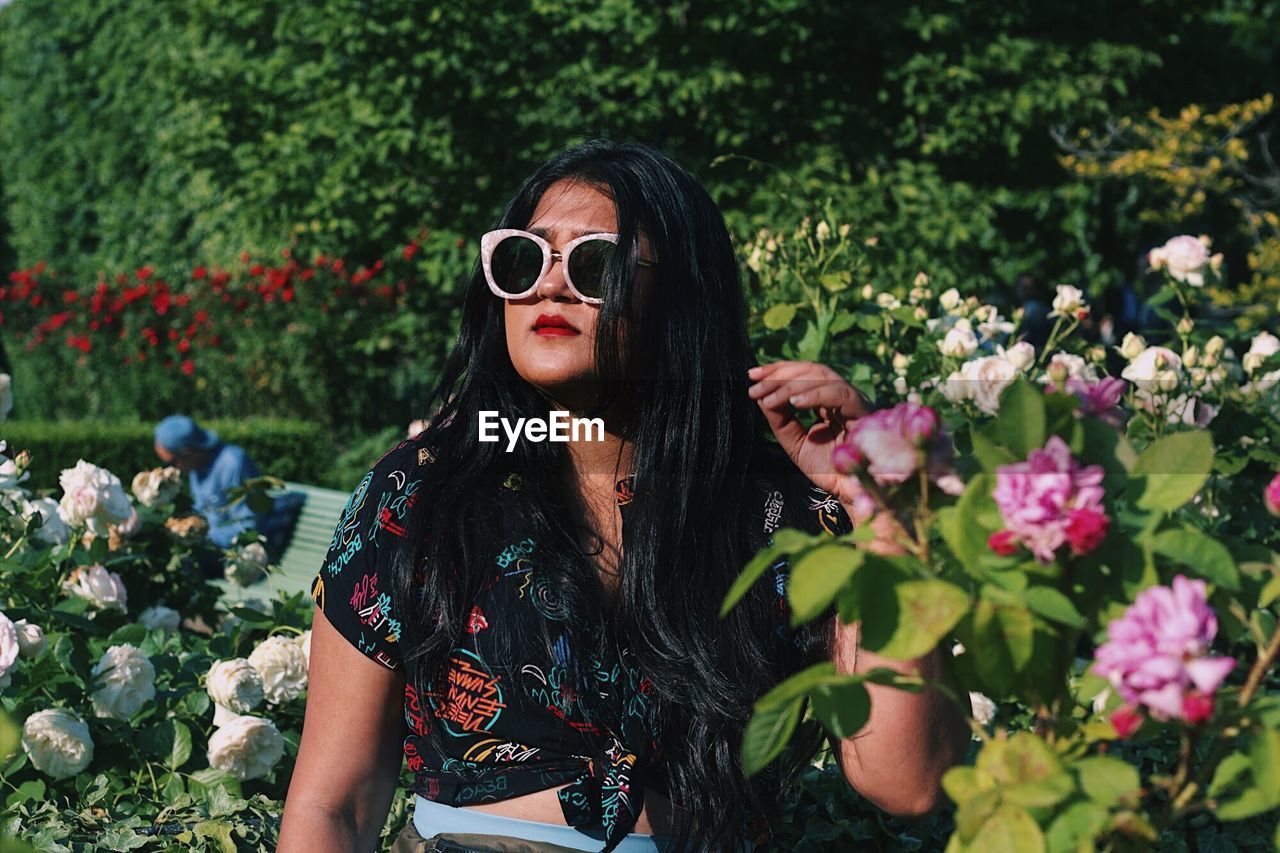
[987, 530, 1019, 556]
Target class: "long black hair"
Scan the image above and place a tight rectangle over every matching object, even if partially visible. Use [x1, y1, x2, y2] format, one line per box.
[391, 139, 826, 850]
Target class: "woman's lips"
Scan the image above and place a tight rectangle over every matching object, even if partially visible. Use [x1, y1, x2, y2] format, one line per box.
[533, 314, 580, 336]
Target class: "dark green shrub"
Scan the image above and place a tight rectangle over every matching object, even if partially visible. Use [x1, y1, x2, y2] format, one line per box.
[5, 418, 333, 490]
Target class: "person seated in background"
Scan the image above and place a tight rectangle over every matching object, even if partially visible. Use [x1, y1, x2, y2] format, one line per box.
[153, 415, 300, 574]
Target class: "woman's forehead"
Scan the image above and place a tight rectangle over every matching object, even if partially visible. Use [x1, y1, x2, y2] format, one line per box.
[527, 180, 617, 240]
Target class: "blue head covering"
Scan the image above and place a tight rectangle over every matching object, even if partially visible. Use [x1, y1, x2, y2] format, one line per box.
[154, 415, 219, 453]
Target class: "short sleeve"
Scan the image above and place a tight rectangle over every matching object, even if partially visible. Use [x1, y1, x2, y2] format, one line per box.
[755, 455, 854, 654]
[310, 439, 423, 671]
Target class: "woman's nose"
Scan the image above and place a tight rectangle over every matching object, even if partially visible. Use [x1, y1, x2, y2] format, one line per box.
[535, 256, 574, 301]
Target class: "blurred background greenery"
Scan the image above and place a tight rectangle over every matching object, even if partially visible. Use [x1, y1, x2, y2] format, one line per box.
[0, 0, 1276, 485]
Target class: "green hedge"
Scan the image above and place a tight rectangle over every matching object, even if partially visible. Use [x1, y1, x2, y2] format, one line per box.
[1, 0, 1272, 294]
[5, 418, 335, 492]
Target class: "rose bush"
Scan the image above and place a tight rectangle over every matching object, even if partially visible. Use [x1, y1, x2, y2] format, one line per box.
[0, 452, 391, 851]
[729, 221, 1280, 850]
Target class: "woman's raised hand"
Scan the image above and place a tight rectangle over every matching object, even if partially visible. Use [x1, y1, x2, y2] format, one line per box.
[747, 360, 871, 504]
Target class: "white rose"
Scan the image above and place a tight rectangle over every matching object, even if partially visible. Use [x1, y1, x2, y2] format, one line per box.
[58, 460, 133, 534]
[999, 341, 1036, 372]
[22, 709, 94, 780]
[1050, 284, 1085, 318]
[225, 542, 270, 586]
[1204, 335, 1226, 357]
[1119, 332, 1148, 361]
[131, 467, 182, 508]
[298, 630, 312, 669]
[941, 371, 970, 405]
[206, 658, 265, 719]
[207, 715, 285, 781]
[969, 692, 997, 725]
[960, 355, 1020, 415]
[1121, 346, 1183, 393]
[21, 497, 71, 546]
[875, 292, 901, 310]
[939, 288, 962, 312]
[939, 322, 979, 358]
[138, 604, 181, 634]
[0, 373, 12, 423]
[62, 565, 128, 612]
[90, 644, 156, 720]
[976, 308, 1015, 338]
[113, 507, 141, 539]
[248, 635, 308, 704]
[0, 441, 30, 493]
[13, 619, 46, 658]
[1165, 394, 1219, 428]
[0, 612, 18, 686]
[1042, 353, 1095, 384]
[1243, 332, 1280, 375]
[1151, 235, 1210, 285]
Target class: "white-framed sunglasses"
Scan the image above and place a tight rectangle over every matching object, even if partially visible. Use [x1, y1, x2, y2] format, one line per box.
[480, 228, 657, 305]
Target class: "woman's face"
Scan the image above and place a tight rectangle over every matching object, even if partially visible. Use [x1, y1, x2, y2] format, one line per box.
[503, 180, 654, 408]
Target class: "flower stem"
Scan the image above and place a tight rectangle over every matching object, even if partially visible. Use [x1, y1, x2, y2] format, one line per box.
[1239, 620, 1280, 708]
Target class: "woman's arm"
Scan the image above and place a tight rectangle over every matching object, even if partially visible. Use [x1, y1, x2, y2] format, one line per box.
[278, 606, 407, 851]
[826, 616, 970, 816]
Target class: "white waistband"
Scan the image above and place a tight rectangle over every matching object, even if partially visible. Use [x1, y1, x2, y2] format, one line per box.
[412, 794, 669, 852]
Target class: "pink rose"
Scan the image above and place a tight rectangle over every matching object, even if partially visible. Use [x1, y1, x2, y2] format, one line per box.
[1181, 691, 1214, 725]
[1265, 472, 1280, 518]
[992, 436, 1107, 563]
[987, 530, 1019, 556]
[1093, 575, 1236, 722]
[1065, 507, 1109, 556]
[1110, 704, 1144, 738]
[849, 404, 931, 484]
[1067, 376, 1127, 426]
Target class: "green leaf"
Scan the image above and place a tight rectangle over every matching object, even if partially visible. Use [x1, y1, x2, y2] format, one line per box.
[861, 576, 970, 660]
[1074, 755, 1140, 808]
[788, 545, 864, 625]
[955, 788, 1002, 842]
[942, 766, 997, 807]
[721, 528, 823, 616]
[169, 720, 192, 770]
[4, 780, 45, 810]
[1249, 728, 1280, 802]
[0, 709, 18, 763]
[971, 429, 1018, 473]
[762, 303, 798, 330]
[1258, 573, 1280, 609]
[820, 271, 851, 292]
[938, 473, 995, 576]
[1045, 801, 1108, 853]
[756, 662, 839, 709]
[1151, 527, 1239, 590]
[971, 804, 1046, 853]
[1132, 431, 1214, 512]
[996, 378, 1046, 459]
[193, 820, 237, 853]
[741, 695, 803, 776]
[810, 677, 870, 739]
[979, 732, 1066, 787]
[1208, 752, 1251, 798]
[1022, 586, 1086, 629]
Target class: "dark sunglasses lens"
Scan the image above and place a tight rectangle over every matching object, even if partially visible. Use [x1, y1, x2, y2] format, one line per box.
[490, 236, 544, 295]
[567, 239, 615, 300]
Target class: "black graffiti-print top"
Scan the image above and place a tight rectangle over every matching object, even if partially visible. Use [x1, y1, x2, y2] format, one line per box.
[310, 437, 852, 851]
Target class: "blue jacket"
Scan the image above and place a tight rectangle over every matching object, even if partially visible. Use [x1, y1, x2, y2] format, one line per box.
[189, 442, 295, 548]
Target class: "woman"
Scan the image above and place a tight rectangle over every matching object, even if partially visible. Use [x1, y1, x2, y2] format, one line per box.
[279, 140, 968, 853]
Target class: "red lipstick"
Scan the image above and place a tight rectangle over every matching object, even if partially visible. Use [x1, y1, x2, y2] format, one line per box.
[533, 314, 580, 336]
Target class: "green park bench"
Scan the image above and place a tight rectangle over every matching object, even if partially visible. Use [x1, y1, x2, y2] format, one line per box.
[211, 481, 349, 607]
